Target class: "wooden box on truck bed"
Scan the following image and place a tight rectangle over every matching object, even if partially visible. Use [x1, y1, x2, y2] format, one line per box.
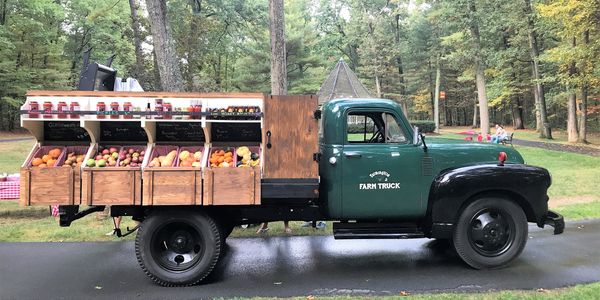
[142, 145, 205, 205]
[20, 144, 88, 206]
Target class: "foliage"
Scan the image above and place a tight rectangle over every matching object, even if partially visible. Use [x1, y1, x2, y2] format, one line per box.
[411, 120, 436, 133]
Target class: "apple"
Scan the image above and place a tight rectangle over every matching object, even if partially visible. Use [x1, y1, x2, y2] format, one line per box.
[102, 149, 110, 155]
[109, 147, 118, 153]
[96, 159, 106, 167]
[95, 155, 103, 160]
[128, 148, 135, 154]
[119, 153, 126, 160]
[140, 151, 145, 156]
[109, 160, 117, 166]
[112, 152, 119, 159]
[86, 159, 96, 167]
[132, 156, 139, 163]
[103, 154, 110, 160]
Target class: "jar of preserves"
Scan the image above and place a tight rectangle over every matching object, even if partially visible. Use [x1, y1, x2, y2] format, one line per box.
[70, 101, 80, 119]
[154, 98, 163, 119]
[43, 101, 53, 119]
[29, 101, 39, 118]
[96, 102, 106, 119]
[123, 102, 133, 119]
[57, 101, 68, 119]
[164, 103, 172, 119]
[194, 105, 202, 120]
[110, 101, 120, 119]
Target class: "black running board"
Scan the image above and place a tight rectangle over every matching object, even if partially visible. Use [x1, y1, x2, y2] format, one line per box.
[333, 222, 425, 240]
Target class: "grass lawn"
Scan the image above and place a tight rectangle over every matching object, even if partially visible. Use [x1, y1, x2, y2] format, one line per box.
[0, 139, 34, 173]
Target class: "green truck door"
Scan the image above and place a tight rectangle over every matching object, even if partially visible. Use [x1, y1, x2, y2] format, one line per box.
[341, 111, 423, 219]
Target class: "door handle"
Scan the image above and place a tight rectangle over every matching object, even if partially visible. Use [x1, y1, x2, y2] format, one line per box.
[344, 152, 362, 158]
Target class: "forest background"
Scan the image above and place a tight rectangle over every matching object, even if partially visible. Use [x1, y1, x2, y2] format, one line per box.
[0, 0, 598, 140]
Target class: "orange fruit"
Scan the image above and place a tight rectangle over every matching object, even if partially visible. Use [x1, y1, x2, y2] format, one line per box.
[32, 158, 43, 166]
[49, 148, 61, 159]
[42, 154, 51, 163]
[46, 159, 55, 167]
[224, 152, 233, 158]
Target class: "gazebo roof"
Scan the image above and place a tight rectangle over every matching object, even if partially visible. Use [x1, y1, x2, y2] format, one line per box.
[317, 58, 373, 104]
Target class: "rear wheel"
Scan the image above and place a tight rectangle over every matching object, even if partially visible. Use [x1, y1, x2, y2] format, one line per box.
[453, 197, 527, 269]
[135, 211, 221, 286]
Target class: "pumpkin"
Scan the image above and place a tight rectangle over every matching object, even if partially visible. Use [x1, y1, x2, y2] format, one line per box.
[46, 159, 56, 167]
[42, 154, 51, 163]
[31, 158, 43, 166]
[49, 148, 62, 159]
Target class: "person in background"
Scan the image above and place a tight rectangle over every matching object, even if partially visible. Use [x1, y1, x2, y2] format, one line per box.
[257, 221, 292, 234]
[491, 124, 507, 144]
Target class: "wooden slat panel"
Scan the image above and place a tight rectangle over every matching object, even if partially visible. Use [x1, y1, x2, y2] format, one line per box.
[254, 166, 261, 205]
[73, 168, 81, 205]
[27, 167, 73, 205]
[204, 167, 257, 205]
[203, 169, 214, 205]
[263, 95, 319, 179]
[19, 168, 30, 206]
[27, 90, 264, 99]
[83, 168, 140, 205]
[142, 168, 198, 205]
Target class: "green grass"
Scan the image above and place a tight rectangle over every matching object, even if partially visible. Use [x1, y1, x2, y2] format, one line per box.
[0, 139, 34, 173]
[273, 282, 600, 299]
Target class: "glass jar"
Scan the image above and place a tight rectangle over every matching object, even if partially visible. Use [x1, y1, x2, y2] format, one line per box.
[43, 101, 53, 119]
[110, 101, 120, 119]
[70, 101, 80, 119]
[29, 101, 39, 118]
[57, 101, 68, 119]
[96, 102, 106, 119]
[123, 102, 133, 119]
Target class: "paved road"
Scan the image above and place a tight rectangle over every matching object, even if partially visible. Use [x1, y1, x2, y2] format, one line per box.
[0, 137, 33, 143]
[0, 220, 599, 299]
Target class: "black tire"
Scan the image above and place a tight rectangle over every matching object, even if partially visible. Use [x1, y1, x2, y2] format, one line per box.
[135, 211, 221, 286]
[453, 197, 527, 269]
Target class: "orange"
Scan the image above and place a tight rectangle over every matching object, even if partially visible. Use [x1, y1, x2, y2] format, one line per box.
[32, 158, 43, 166]
[224, 152, 233, 158]
[49, 148, 61, 159]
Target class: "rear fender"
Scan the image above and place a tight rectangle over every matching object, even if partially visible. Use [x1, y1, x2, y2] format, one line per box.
[426, 164, 551, 238]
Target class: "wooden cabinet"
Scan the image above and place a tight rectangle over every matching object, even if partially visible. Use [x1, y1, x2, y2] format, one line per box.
[143, 167, 202, 205]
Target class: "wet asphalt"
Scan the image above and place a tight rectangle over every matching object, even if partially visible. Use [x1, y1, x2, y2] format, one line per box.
[0, 219, 599, 299]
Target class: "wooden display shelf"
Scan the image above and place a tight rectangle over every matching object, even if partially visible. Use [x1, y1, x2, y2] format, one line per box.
[143, 167, 202, 205]
[82, 167, 142, 205]
[203, 166, 261, 205]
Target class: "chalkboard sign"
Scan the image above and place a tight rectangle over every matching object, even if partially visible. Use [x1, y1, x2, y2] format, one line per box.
[44, 121, 90, 142]
[211, 123, 261, 142]
[156, 122, 205, 142]
[100, 121, 147, 142]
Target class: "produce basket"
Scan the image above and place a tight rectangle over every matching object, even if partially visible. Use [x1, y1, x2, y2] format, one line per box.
[60, 145, 90, 205]
[20, 145, 80, 206]
[176, 146, 204, 167]
[81, 144, 145, 206]
[207, 147, 236, 168]
[143, 144, 202, 206]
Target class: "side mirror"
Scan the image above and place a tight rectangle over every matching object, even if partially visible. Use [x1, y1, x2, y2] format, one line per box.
[413, 126, 421, 145]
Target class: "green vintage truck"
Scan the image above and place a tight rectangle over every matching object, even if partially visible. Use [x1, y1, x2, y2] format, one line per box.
[20, 92, 563, 286]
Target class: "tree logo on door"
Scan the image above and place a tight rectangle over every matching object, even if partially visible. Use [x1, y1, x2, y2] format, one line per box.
[369, 170, 390, 182]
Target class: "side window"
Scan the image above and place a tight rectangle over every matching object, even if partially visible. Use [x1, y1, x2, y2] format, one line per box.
[347, 113, 377, 143]
[384, 113, 407, 143]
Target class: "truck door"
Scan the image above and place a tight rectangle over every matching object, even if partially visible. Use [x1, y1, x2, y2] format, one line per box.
[341, 110, 423, 219]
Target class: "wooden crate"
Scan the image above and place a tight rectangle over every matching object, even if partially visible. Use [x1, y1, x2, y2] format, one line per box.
[20, 166, 74, 206]
[143, 167, 202, 205]
[81, 168, 142, 205]
[203, 166, 260, 205]
[19, 145, 86, 206]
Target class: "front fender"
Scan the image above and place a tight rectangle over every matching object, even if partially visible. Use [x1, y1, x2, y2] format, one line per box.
[427, 164, 551, 238]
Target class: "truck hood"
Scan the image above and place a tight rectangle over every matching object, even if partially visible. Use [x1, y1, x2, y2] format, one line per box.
[423, 137, 525, 172]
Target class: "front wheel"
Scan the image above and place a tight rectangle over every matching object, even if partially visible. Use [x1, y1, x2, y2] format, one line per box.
[135, 211, 221, 286]
[453, 197, 528, 269]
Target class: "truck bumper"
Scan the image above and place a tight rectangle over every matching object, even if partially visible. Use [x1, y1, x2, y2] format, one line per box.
[543, 210, 565, 235]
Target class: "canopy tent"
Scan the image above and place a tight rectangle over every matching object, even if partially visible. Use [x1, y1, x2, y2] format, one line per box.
[317, 58, 373, 104]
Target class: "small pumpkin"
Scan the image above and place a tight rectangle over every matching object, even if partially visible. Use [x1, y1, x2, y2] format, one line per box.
[42, 154, 51, 163]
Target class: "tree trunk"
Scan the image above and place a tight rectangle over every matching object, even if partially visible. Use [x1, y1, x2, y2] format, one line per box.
[468, 0, 489, 135]
[269, 0, 287, 95]
[375, 75, 382, 98]
[512, 96, 525, 129]
[577, 30, 589, 144]
[152, 49, 162, 91]
[433, 60, 441, 133]
[472, 99, 478, 128]
[145, 0, 185, 92]
[523, 0, 552, 138]
[128, 0, 145, 86]
[395, 13, 408, 119]
[0, 0, 7, 26]
[567, 92, 578, 142]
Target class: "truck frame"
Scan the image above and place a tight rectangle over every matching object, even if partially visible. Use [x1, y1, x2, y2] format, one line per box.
[19, 91, 563, 286]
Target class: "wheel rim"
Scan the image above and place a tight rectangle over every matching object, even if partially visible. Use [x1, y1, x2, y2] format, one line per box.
[150, 221, 204, 272]
[467, 208, 515, 257]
